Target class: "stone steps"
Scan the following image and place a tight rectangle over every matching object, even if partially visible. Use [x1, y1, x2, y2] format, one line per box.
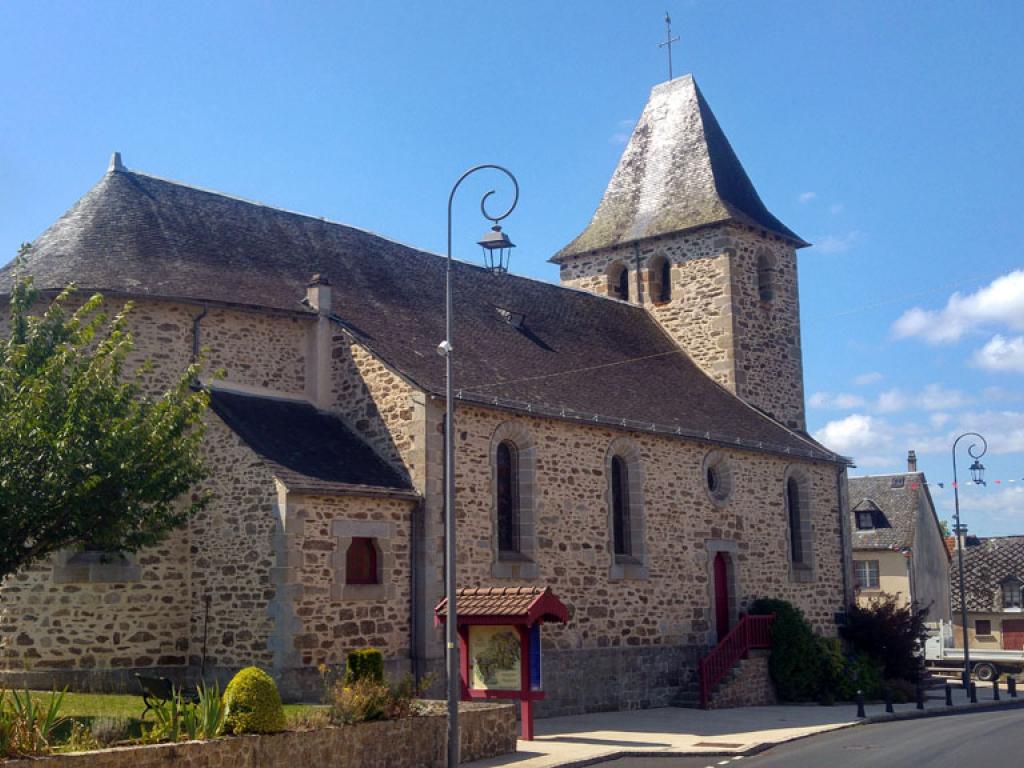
[671, 656, 756, 709]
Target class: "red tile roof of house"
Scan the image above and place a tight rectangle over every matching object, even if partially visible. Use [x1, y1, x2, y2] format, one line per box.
[435, 587, 568, 626]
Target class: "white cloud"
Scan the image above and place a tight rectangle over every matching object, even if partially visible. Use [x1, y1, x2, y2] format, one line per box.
[892, 270, 1024, 344]
[808, 391, 867, 409]
[854, 371, 884, 386]
[930, 412, 951, 428]
[872, 384, 973, 413]
[815, 231, 862, 254]
[983, 385, 1023, 403]
[918, 383, 974, 411]
[798, 191, 817, 204]
[973, 334, 1024, 373]
[814, 414, 887, 456]
[876, 389, 908, 413]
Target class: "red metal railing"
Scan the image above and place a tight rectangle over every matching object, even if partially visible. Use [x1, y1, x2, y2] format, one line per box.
[698, 614, 775, 708]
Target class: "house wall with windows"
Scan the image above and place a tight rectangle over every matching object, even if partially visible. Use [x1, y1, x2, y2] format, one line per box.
[853, 550, 911, 608]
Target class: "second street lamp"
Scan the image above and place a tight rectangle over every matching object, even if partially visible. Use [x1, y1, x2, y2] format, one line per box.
[951, 431, 987, 689]
[442, 164, 519, 768]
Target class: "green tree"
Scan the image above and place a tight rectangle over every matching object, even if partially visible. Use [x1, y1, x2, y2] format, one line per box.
[0, 251, 210, 579]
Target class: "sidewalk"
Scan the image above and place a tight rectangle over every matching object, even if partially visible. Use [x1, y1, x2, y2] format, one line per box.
[466, 684, 1024, 768]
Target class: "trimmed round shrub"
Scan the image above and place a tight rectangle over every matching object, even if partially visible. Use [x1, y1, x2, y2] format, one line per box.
[345, 648, 384, 685]
[223, 667, 286, 735]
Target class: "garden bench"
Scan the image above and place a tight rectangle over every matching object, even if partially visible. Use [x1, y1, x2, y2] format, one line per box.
[135, 673, 200, 716]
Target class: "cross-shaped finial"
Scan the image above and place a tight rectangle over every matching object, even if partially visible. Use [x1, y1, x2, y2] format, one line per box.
[657, 11, 680, 81]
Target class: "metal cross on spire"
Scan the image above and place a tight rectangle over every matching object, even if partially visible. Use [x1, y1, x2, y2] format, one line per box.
[658, 11, 680, 81]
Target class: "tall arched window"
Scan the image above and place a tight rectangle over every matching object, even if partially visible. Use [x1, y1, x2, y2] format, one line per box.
[648, 255, 672, 304]
[345, 537, 379, 585]
[496, 440, 520, 555]
[611, 455, 632, 556]
[757, 252, 775, 302]
[608, 262, 629, 301]
[786, 478, 803, 564]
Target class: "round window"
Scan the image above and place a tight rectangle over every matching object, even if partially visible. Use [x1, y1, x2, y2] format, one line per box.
[702, 451, 732, 506]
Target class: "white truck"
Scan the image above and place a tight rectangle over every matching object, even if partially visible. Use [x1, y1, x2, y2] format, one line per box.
[925, 620, 1024, 681]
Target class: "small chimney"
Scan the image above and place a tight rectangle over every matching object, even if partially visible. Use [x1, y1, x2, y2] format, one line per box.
[305, 273, 332, 316]
[907, 449, 918, 473]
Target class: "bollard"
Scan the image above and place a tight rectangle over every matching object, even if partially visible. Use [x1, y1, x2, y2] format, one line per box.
[945, 683, 953, 706]
[916, 684, 925, 710]
[856, 690, 866, 718]
[1010, 677, 1018, 698]
[884, 688, 894, 713]
[994, 678, 1000, 701]
[970, 682, 978, 703]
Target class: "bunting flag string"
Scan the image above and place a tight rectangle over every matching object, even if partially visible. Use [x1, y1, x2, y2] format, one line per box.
[897, 478, 1024, 491]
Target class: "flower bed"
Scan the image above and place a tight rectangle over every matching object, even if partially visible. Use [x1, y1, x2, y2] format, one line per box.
[3, 701, 516, 768]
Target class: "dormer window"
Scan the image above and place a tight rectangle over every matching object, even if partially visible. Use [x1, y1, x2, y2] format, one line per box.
[856, 511, 874, 530]
[1003, 578, 1022, 610]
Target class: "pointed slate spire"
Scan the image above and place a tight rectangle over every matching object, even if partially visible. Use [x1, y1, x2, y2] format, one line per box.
[554, 75, 807, 261]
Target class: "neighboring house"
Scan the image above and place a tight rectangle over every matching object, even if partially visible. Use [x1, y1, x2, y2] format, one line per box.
[849, 451, 951, 624]
[951, 536, 1024, 650]
[0, 74, 852, 713]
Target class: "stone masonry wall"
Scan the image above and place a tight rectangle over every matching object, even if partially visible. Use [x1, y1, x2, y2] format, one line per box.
[279, 493, 414, 667]
[557, 223, 806, 430]
[707, 650, 776, 709]
[8, 702, 516, 768]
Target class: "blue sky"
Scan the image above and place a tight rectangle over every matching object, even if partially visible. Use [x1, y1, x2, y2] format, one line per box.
[3, 1, 1023, 533]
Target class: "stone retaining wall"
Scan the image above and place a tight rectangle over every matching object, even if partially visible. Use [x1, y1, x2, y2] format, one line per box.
[5, 702, 515, 768]
[707, 650, 776, 709]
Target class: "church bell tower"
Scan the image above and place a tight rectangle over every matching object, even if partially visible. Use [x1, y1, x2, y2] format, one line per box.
[551, 75, 809, 431]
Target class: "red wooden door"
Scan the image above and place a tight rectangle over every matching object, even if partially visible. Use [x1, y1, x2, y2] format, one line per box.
[714, 552, 730, 638]
[1002, 619, 1024, 650]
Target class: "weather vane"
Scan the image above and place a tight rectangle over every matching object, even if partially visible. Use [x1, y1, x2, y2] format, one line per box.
[658, 11, 680, 81]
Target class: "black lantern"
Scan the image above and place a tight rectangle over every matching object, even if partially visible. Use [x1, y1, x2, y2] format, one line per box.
[478, 224, 515, 274]
[970, 459, 986, 485]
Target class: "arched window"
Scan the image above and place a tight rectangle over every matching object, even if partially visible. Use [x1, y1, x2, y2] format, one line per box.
[648, 255, 672, 304]
[345, 537, 379, 585]
[786, 478, 803, 564]
[757, 252, 775, 302]
[608, 262, 629, 301]
[611, 455, 632, 556]
[496, 440, 520, 554]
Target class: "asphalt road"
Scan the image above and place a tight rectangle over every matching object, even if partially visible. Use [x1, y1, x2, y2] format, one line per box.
[602, 706, 1024, 768]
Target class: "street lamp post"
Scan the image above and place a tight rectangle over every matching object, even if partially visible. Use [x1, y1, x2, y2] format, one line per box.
[951, 431, 987, 689]
[441, 165, 519, 768]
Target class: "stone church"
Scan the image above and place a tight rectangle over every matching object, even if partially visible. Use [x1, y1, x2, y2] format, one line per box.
[0, 75, 852, 712]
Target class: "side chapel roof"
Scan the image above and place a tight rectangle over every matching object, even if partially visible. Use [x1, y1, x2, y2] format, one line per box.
[0, 157, 834, 462]
[553, 75, 807, 261]
[208, 388, 413, 496]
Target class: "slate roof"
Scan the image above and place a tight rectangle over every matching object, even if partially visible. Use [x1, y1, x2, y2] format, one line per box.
[848, 472, 937, 551]
[0, 161, 836, 462]
[435, 587, 568, 625]
[554, 75, 807, 261]
[951, 536, 1024, 612]
[207, 388, 413, 495]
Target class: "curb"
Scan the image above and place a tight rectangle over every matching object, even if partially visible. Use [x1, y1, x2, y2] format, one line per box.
[535, 698, 1024, 767]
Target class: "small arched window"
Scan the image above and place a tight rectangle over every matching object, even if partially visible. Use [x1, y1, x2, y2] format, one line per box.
[648, 255, 672, 304]
[757, 253, 775, 302]
[608, 262, 629, 301]
[611, 455, 632, 556]
[345, 537, 379, 585]
[787, 477, 804, 565]
[496, 440, 520, 554]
